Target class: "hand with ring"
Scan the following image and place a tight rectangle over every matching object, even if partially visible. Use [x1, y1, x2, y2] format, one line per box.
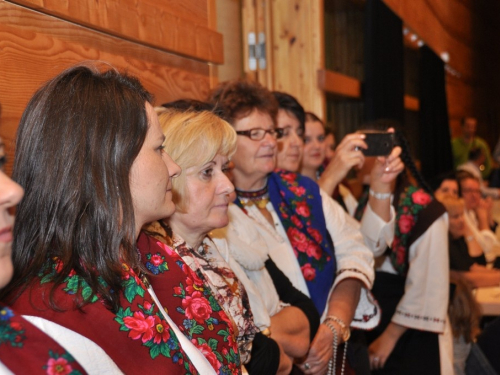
[304, 363, 311, 370]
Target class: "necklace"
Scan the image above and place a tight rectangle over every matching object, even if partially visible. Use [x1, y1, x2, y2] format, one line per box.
[236, 185, 270, 209]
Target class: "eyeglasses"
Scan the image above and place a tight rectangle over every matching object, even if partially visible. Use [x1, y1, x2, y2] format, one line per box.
[236, 128, 283, 141]
[461, 188, 481, 195]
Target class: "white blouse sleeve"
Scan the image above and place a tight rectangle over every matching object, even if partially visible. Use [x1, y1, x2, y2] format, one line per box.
[320, 189, 380, 329]
[391, 213, 449, 333]
[360, 202, 396, 256]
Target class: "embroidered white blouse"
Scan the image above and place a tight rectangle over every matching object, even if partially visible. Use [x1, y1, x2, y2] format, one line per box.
[224, 189, 383, 330]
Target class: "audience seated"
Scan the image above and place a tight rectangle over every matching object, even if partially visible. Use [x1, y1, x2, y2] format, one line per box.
[437, 196, 500, 287]
[457, 148, 500, 199]
[300, 111, 360, 216]
[208, 81, 385, 374]
[0, 63, 237, 374]
[457, 172, 500, 263]
[145, 107, 319, 374]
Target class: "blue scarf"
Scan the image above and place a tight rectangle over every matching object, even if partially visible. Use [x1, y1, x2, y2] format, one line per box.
[236, 170, 336, 313]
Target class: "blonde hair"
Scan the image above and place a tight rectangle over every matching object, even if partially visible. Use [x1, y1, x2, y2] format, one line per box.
[155, 107, 237, 212]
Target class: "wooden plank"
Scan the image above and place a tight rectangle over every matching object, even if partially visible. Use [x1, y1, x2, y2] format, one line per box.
[7, 0, 223, 64]
[271, 0, 324, 115]
[404, 95, 419, 111]
[215, 0, 242, 83]
[0, 1, 212, 174]
[317, 69, 361, 98]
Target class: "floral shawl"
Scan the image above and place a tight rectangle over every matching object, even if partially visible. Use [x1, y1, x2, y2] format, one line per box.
[0, 304, 87, 374]
[355, 184, 445, 276]
[137, 233, 242, 374]
[235, 169, 336, 314]
[11, 235, 240, 375]
[174, 235, 258, 365]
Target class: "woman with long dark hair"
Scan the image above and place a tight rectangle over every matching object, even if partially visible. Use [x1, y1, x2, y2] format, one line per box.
[1, 63, 237, 374]
[354, 124, 451, 374]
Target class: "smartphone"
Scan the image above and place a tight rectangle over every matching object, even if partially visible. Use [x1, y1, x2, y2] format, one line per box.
[361, 132, 395, 156]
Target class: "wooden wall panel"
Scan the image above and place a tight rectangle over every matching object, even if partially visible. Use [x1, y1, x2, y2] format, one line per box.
[0, 1, 214, 173]
[9, 0, 223, 64]
[271, 0, 324, 118]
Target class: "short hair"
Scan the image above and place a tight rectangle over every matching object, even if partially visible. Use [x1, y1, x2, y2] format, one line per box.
[430, 171, 457, 193]
[272, 91, 306, 132]
[156, 108, 237, 212]
[5, 63, 152, 311]
[208, 79, 278, 125]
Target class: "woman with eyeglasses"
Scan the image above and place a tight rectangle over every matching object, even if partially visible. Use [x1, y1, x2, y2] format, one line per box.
[209, 81, 393, 374]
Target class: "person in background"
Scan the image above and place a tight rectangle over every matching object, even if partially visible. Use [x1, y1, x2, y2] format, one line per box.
[209, 82, 400, 374]
[300, 111, 361, 216]
[431, 171, 459, 200]
[452, 116, 493, 179]
[457, 148, 500, 198]
[354, 126, 452, 375]
[436, 196, 500, 286]
[457, 172, 500, 264]
[1, 63, 233, 374]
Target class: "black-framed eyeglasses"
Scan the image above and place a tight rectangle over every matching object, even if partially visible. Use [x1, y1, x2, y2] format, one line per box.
[236, 128, 284, 141]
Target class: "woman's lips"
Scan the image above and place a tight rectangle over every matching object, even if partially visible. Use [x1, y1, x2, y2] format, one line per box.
[0, 226, 13, 243]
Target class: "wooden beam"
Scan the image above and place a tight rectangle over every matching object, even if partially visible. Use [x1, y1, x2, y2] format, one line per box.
[404, 95, 419, 111]
[8, 0, 224, 64]
[317, 69, 361, 98]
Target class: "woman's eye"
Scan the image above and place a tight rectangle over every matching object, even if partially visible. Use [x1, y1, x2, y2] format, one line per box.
[202, 168, 213, 178]
[157, 145, 165, 153]
[304, 137, 311, 144]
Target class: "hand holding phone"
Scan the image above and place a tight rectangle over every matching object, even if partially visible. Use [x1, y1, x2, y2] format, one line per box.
[360, 132, 395, 156]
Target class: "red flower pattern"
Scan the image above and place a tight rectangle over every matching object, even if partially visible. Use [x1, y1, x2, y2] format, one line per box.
[398, 214, 414, 234]
[197, 342, 222, 372]
[182, 291, 213, 323]
[412, 189, 432, 206]
[301, 263, 316, 281]
[46, 357, 73, 375]
[123, 311, 155, 343]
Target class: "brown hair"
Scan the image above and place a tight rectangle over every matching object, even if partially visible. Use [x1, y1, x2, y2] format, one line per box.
[208, 79, 278, 126]
[3, 63, 152, 312]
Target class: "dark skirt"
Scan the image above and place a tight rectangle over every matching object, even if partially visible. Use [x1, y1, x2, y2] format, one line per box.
[365, 271, 441, 375]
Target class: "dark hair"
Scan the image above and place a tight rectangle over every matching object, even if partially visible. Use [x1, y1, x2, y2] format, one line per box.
[360, 119, 433, 194]
[208, 79, 278, 125]
[456, 170, 478, 197]
[3, 63, 153, 312]
[468, 148, 483, 162]
[161, 99, 214, 113]
[272, 92, 305, 133]
[305, 111, 323, 125]
[429, 171, 457, 193]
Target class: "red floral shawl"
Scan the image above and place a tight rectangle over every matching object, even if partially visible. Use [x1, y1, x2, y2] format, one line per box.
[0, 304, 87, 374]
[137, 233, 242, 374]
[10, 235, 240, 375]
[355, 184, 445, 276]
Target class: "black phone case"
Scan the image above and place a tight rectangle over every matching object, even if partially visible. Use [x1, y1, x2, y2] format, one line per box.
[362, 132, 395, 156]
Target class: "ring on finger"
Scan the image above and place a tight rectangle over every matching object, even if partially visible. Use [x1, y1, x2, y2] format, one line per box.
[304, 363, 311, 370]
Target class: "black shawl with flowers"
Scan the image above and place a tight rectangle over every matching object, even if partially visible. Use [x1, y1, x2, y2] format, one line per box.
[355, 184, 445, 276]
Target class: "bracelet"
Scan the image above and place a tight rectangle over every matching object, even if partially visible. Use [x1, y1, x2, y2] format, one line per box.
[261, 327, 271, 337]
[324, 315, 351, 342]
[369, 188, 391, 200]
